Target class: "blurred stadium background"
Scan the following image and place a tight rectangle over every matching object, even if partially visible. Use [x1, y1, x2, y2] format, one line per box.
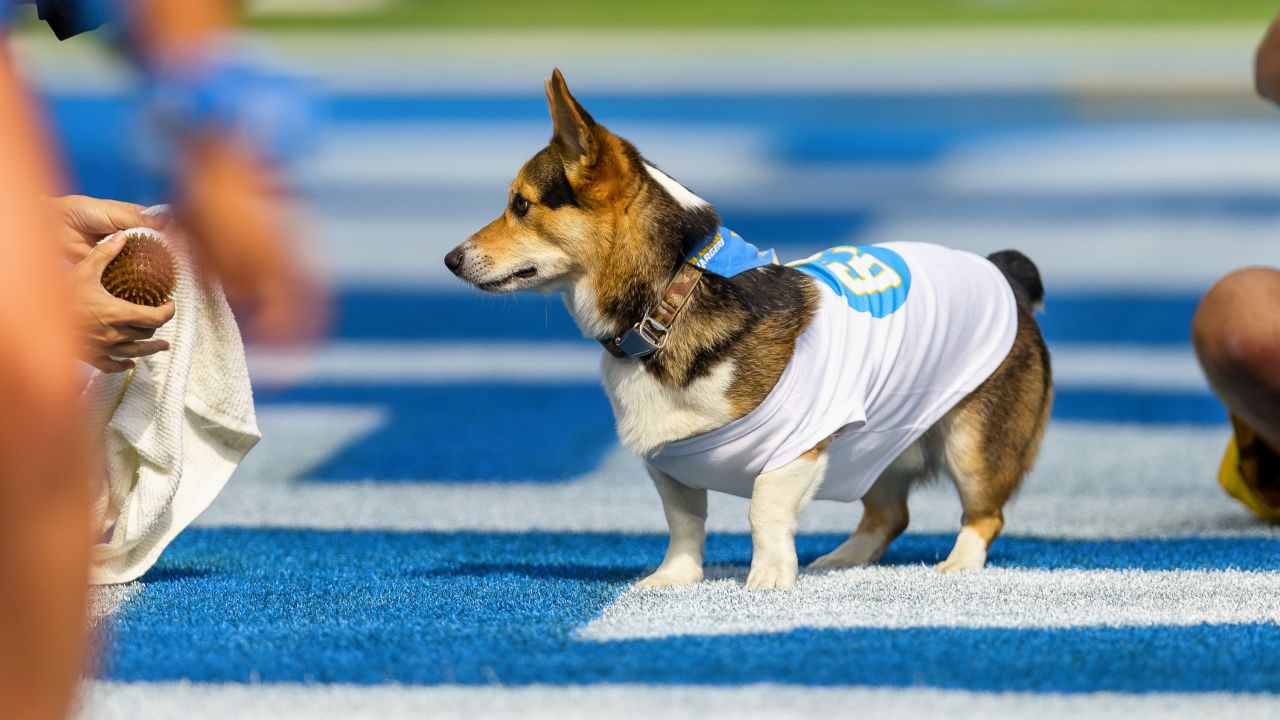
[9, 0, 1280, 717]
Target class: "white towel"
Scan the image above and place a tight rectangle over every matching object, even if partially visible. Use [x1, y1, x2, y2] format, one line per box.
[82, 222, 260, 585]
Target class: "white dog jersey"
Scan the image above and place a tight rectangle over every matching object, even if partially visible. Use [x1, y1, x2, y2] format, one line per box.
[645, 241, 1018, 502]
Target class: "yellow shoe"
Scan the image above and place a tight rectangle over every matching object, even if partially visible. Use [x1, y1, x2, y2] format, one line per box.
[1219, 414, 1280, 522]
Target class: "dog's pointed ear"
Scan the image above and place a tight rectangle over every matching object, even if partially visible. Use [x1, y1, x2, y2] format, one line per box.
[545, 69, 597, 175]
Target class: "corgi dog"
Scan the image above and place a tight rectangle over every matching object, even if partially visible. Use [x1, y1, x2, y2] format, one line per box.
[446, 70, 1053, 590]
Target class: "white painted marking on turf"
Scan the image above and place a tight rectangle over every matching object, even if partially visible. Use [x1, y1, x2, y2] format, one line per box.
[311, 176, 1280, 292]
[88, 583, 142, 623]
[76, 682, 1280, 720]
[285, 27, 1255, 94]
[938, 123, 1280, 194]
[580, 567, 1280, 641]
[643, 163, 709, 209]
[859, 216, 1280, 292]
[231, 406, 387, 487]
[198, 418, 1270, 540]
[315, 217, 488, 286]
[248, 342, 601, 384]
[1051, 345, 1206, 391]
[34, 28, 1259, 95]
[249, 341, 1205, 389]
[304, 125, 767, 187]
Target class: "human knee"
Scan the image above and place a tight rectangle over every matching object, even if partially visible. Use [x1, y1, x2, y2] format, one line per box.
[1193, 267, 1280, 389]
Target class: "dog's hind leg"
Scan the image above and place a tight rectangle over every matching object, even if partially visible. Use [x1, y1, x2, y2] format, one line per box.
[808, 443, 924, 569]
[934, 408, 1015, 573]
[935, 382, 1050, 572]
[637, 466, 707, 588]
[746, 441, 830, 590]
[935, 293, 1053, 573]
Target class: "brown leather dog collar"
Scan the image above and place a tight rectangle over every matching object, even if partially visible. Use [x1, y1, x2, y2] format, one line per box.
[599, 263, 705, 359]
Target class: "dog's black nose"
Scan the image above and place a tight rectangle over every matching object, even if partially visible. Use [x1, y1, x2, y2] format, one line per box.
[444, 248, 465, 275]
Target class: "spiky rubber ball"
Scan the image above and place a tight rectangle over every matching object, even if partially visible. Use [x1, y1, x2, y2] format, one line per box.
[100, 231, 178, 307]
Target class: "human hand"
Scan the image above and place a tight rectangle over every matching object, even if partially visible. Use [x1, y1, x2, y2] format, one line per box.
[44, 194, 169, 263]
[70, 233, 177, 373]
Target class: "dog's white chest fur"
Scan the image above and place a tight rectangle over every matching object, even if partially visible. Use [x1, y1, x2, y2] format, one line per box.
[600, 356, 736, 457]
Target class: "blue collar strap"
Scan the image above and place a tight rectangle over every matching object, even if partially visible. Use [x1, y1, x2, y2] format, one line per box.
[684, 226, 776, 277]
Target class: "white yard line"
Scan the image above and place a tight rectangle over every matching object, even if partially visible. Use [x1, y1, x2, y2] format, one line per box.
[88, 583, 142, 623]
[580, 567, 1280, 640]
[935, 123, 1280, 194]
[247, 343, 602, 384]
[857, 216, 1280, 293]
[301, 125, 769, 187]
[200, 417, 1257, 539]
[304, 206, 1280, 291]
[249, 342, 1208, 390]
[13, 27, 1262, 94]
[77, 682, 1280, 720]
[1050, 345, 1207, 390]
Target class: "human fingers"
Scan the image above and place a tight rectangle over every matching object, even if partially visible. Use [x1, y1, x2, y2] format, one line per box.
[103, 323, 157, 343]
[64, 196, 152, 236]
[115, 300, 176, 330]
[79, 232, 128, 274]
[84, 354, 135, 373]
[104, 339, 169, 359]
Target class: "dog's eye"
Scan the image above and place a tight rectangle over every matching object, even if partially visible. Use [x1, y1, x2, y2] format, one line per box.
[511, 194, 530, 218]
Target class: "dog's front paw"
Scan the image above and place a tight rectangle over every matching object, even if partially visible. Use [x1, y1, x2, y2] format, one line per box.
[636, 565, 703, 589]
[745, 558, 797, 590]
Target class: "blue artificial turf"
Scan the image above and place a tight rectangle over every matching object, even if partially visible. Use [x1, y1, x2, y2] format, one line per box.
[330, 287, 1200, 346]
[1053, 388, 1225, 425]
[259, 383, 617, 483]
[99, 529, 1280, 691]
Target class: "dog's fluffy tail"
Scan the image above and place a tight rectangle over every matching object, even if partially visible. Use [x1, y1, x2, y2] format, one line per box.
[987, 250, 1045, 309]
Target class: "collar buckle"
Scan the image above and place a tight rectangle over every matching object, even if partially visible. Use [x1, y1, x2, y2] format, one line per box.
[599, 262, 705, 360]
[614, 314, 669, 358]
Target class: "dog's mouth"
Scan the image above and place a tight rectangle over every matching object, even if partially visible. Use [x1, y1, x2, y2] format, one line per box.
[476, 266, 539, 292]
